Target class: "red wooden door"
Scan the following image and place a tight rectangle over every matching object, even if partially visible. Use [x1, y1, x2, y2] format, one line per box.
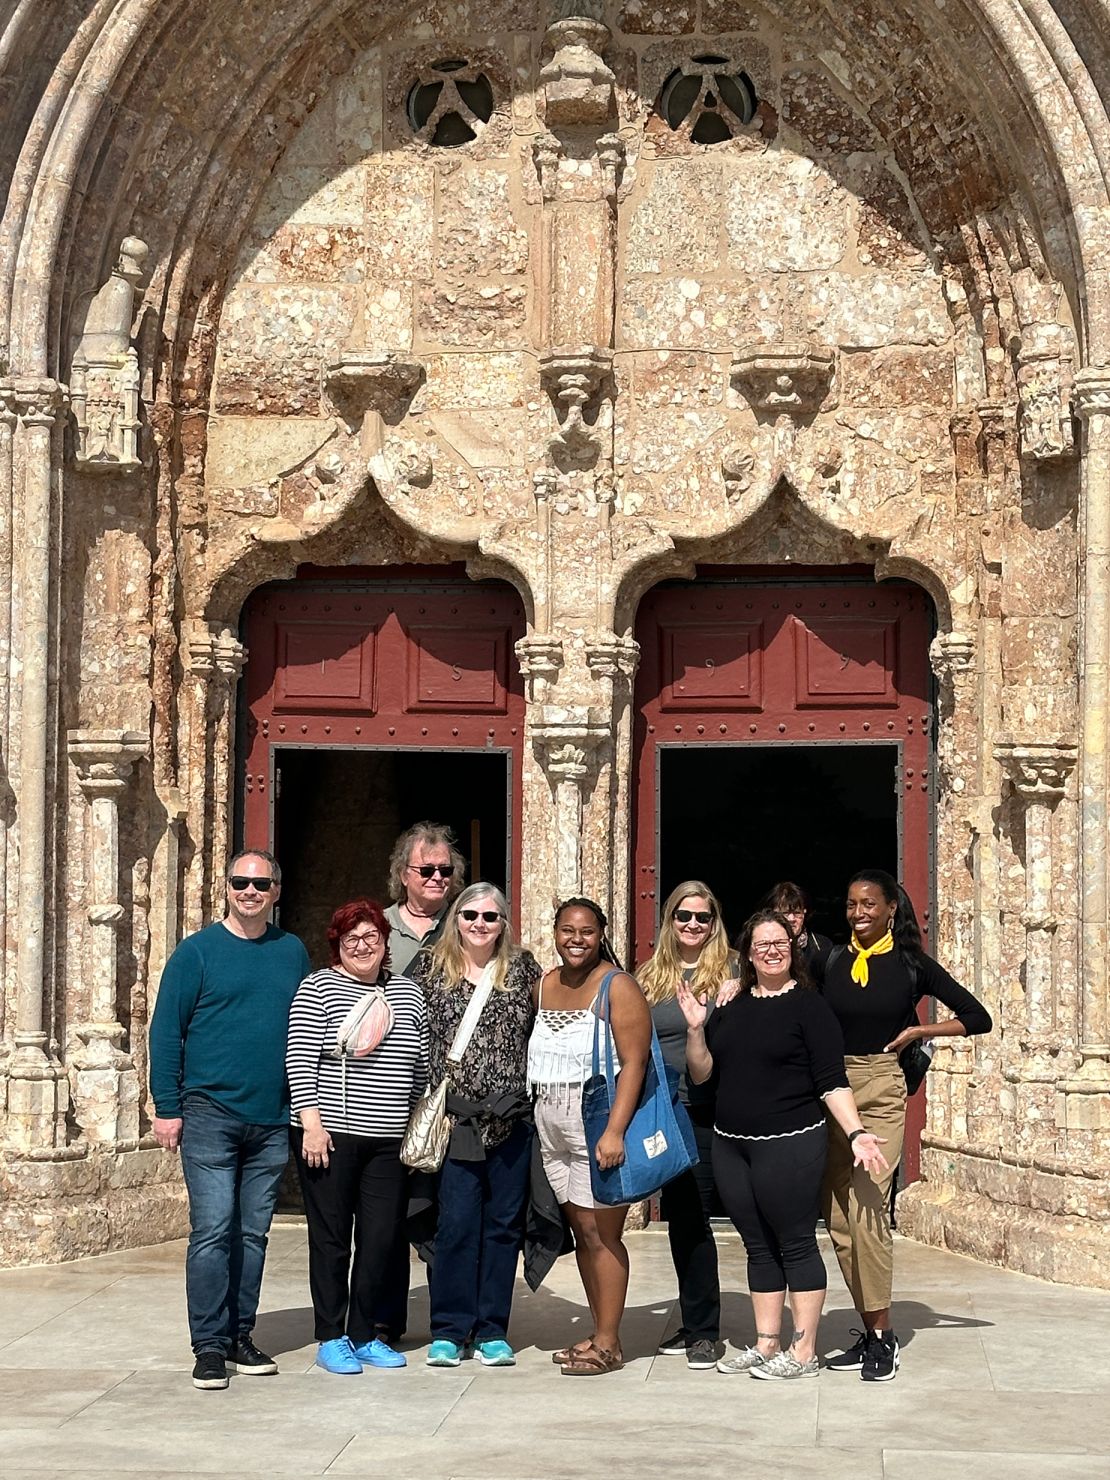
[633, 572, 934, 1180]
[241, 573, 526, 918]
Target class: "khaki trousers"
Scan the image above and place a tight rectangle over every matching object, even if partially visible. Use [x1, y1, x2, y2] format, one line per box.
[822, 1054, 905, 1314]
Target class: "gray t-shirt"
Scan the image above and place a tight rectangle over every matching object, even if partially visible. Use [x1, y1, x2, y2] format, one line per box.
[385, 902, 446, 976]
[651, 969, 717, 1106]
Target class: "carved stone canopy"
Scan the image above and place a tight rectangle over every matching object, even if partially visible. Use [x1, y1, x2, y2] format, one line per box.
[324, 352, 423, 429]
[67, 730, 149, 797]
[731, 343, 835, 417]
[994, 737, 1078, 804]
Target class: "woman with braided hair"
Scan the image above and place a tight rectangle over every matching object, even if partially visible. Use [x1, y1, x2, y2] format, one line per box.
[527, 897, 651, 1375]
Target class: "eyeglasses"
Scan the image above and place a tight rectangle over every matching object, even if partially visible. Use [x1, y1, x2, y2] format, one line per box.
[674, 909, 713, 925]
[228, 876, 276, 891]
[752, 940, 792, 954]
[409, 863, 455, 879]
[460, 909, 503, 924]
[341, 931, 381, 951]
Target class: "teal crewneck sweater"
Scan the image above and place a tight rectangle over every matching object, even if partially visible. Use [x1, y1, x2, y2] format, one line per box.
[149, 920, 311, 1125]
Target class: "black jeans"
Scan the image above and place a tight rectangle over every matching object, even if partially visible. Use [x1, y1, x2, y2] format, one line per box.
[293, 1129, 407, 1345]
[711, 1124, 828, 1293]
[659, 1115, 720, 1342]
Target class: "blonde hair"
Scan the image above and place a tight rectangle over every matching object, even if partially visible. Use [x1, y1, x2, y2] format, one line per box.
[426, 882, 517, 992]
[638, 880, 732, 1005]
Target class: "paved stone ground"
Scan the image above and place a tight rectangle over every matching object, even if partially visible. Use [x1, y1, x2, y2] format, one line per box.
[0, 1220, 1107, 1479]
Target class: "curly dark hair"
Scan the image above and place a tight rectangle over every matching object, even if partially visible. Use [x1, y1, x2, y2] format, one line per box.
[734, 909, 813, 994]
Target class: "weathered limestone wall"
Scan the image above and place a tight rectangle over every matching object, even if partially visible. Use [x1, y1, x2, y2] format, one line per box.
[0, 0, 1108, 1279]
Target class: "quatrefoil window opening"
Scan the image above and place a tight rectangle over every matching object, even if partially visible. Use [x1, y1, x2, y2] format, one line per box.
[406, 59, 495, 147]
[661, 54, 758, 144]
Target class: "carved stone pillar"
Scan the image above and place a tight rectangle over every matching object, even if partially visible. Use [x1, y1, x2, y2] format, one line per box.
[6, 378, 71, 1156]
[1065, 366, 1110, 1117]
[0, 381, 17, 1031]
[209, 629, 246, 917]
[67, 730, 149, 1146]
[995, 738, 1077, 1080]
[183, 622, 216, 935]
[531, 707, 610, 903]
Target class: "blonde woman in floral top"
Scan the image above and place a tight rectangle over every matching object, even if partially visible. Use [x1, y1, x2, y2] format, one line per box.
[410, 882, 539, 1367]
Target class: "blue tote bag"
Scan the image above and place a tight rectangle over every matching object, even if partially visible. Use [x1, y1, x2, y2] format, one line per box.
[582, 971, 698, 1206]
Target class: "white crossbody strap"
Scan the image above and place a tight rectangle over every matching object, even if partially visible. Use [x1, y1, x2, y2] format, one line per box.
[446, 963, 495, 1066]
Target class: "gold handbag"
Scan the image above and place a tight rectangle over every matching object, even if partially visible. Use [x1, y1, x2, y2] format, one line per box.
[400, 1076, 452, 1171]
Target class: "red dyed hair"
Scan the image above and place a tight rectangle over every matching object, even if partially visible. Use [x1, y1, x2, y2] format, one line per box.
[326, 898, 392, 969]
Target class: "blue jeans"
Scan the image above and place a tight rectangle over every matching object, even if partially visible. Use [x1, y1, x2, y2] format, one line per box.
[179, 1093, 290, 1353]
[430, 1121, 531, 1344]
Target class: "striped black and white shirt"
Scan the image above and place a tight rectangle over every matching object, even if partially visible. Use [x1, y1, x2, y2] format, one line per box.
[286, 968, 428, 1138]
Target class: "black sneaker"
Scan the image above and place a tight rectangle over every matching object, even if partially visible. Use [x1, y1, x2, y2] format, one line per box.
[192, 1351, 229, 1390]
[686, 1339, 718, 1370]
[824, 1328, 870, 1372]
[657, 1328, 689, 1356]
[860, 1329, 900, 1382]
[228, 1335, 279, 1375]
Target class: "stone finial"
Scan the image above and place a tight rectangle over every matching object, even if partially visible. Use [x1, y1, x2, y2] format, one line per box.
[1074, 366, 1110, 419]
[70, 238, 148, 470]
[994, 737, 1077, 804]
[730, 343, 835, 417]
[540, 14, 615, 126]
[324, 352, 423, 430]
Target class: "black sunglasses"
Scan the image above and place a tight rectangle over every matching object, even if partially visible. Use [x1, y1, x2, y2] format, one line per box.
[411, 863, 455, 878]
[674, 908, 713, 925]
[461, 909, 503, 924]
[228, 875, 276, 891]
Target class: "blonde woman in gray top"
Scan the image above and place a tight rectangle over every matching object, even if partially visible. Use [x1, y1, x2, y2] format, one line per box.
[639, 880, 736, 1371]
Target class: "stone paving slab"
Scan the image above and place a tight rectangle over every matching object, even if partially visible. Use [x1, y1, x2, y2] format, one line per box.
[0, 1225, 1107, 1478]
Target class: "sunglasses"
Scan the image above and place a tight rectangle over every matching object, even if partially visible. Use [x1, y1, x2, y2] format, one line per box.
[228, 875, 276, 891]
[674, 909, 713, 925]
[460, 909, 503, 924]
[410, 864, 455, 878]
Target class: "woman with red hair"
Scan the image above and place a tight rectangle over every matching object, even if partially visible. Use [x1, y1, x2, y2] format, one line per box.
[286, 898, 428, 1375]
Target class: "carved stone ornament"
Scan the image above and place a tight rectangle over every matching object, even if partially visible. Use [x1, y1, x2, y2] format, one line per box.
[70, 236, 149, 470]
[721, 446, 756, 505]
[540, 345, 612, 467]
[1074, 366, 1110, 419]
[540, 15, 615, 127]
[929, 630, 975, 680]
[730, 342, 835, 417]
[516, 633, 565, 701]
[994, 737, 1077, 805]
[324, 352, 423, 430]
[585, 632, 640, 683]
[1016, 343, 1075, 462]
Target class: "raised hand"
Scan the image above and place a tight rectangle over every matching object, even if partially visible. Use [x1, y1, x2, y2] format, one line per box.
[676, 979, 708, 1030]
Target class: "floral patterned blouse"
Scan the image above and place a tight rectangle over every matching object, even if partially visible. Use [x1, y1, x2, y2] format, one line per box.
[412, 950, 540, 1149]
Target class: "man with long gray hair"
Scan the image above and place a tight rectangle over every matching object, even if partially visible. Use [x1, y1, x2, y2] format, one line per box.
[384, 820, 466, 975]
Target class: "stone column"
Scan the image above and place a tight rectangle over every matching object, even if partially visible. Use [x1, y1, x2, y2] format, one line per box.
[0, 381, 16, 1033]
[531, 708, 610, 903]
[182, 622, 216, 936]
[995, 738, 1077, 1080]
[67, 730, 149, 1146]
[586, 633, 640, 955]
[1063, 365, 1110, 1118]
[208, 629, 246, 918]
[5, 378, 70, 1155]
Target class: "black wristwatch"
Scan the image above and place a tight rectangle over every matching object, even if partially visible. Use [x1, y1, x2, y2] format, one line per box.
[848, 1128, 868, 1144]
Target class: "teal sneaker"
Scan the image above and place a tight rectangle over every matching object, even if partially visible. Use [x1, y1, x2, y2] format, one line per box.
[426, 1339, 463, 1367]
[316, 1337, 362, 1375]
[475, 1339, 516, 1367]
[352, 1337, 406, 1369]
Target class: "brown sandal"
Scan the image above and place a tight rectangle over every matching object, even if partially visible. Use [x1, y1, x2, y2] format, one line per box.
[560, 1342, 624, 1376]
[551, 1338, 594, 1364]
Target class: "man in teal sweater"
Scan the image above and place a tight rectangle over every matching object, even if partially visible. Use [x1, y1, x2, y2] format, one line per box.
[150, 849, 310, 1391]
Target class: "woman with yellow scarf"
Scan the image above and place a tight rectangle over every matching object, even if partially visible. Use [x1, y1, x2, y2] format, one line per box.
[819, 869, 991, 1384]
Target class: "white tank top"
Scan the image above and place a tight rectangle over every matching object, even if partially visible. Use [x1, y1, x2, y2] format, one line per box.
[527, 973, 621, 1090]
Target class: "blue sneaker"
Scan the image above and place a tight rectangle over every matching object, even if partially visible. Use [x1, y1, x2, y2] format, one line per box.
[475, 1339, 516, 1367]
[426, 1339, 463, 1367]
[316, 1337, 362, 1375]
[351, 1337, 406, 1369]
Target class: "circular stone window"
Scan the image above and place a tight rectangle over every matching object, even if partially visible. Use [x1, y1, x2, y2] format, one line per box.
[660, 55, 757, 143]
[406, 59, 494, 147]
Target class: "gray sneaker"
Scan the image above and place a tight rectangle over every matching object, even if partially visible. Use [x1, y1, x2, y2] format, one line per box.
[749, 1348, 819, 1380]
[716, 1345, 773, 1374]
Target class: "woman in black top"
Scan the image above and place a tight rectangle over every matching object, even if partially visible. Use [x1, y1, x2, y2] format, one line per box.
[680, 911, 887, 1381]
[820, 869, 992, 1383]
[759, 880, 831, 979]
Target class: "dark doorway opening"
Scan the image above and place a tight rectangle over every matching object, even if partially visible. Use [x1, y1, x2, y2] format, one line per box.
[274, 747, 511, 964]
[658, 743, 900, 944]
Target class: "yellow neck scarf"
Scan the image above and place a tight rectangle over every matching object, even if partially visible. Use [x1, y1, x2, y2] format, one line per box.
[849, 930, 893, 987]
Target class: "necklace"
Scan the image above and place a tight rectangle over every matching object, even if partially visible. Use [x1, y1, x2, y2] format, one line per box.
[401, 901, 440, 924]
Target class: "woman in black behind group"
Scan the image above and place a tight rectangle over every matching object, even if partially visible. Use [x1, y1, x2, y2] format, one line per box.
[819, 869, 992, 1382]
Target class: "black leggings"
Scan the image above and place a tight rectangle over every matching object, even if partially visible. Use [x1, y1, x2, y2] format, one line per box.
[711, 1125, 828, 1294]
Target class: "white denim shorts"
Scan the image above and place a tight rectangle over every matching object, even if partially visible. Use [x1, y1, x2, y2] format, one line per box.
[534, 1088, 620, 1210]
